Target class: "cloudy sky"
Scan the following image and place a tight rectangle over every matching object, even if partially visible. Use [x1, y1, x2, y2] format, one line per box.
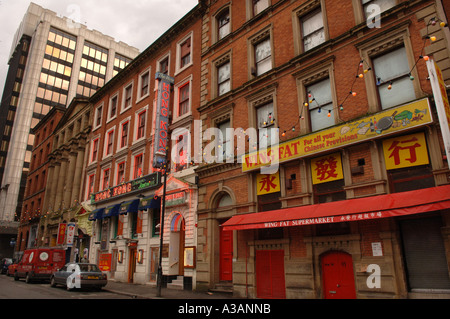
[0, 0, 198, 94]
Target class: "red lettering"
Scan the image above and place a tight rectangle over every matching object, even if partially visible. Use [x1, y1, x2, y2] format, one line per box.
[162, 82, 170, 91]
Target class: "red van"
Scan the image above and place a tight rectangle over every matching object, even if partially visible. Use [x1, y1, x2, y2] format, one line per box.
[14, 248, 66, 283]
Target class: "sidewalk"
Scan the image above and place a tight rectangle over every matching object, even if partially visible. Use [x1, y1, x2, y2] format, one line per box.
[103, 280, 241, 299]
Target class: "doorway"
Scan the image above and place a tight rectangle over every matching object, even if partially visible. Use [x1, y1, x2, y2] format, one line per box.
[128, 246, 137, 283]
[219, 226, 233, 281]
[255, 250, 286, 299]
[168, 213, 185, 276]
[321, 251, 356, 299]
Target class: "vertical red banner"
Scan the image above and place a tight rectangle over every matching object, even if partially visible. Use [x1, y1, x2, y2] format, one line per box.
[57, 223, 67, 245]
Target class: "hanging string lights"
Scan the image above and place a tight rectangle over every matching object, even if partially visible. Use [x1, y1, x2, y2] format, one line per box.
[276, 15, 447, 140]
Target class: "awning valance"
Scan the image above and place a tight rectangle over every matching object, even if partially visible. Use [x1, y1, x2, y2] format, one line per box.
[138, 196, 161, 210]
[120, 199, 140, 214]
[103, 204, 121, 218]
[88, 208, 105, 221]
[222, 185, 450, 231]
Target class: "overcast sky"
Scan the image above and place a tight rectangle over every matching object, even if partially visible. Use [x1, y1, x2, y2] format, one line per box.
[0, 0, 198, 97]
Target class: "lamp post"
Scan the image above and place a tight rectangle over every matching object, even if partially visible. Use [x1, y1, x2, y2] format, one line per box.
[156, 150, 169, 297]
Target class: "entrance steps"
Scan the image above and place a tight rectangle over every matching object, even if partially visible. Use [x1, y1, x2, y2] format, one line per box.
[209, 281, 233, 294]
[167, 276, 184, 290]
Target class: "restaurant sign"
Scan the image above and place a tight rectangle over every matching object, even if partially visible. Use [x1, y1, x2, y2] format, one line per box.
[91, 172, 161, 204]
[242, 98, 432, 172]
[153, 72, 174, 168]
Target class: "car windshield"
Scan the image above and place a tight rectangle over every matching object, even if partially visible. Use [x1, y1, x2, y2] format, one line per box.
[79, 264, 100, 272]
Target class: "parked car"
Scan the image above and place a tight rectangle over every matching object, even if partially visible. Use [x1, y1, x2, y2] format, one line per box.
[7, 262, 18, 276]
[14, 248, 66, 283]
[50, 263, 107, 290]
[1, 258, 13, 274]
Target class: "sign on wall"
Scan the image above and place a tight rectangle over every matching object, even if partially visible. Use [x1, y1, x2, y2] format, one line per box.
[56, 223, 66, 246]
[311, 152, 343, 184]
[153, 72, 174, 168]
[382, 132, 429, 170]
[256, 171, 281, 195]
[242, 98, 432, 172]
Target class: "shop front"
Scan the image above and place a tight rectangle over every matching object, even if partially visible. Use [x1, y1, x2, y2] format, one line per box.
[88, 172, 162, 285]
[222, 185, 450, 298]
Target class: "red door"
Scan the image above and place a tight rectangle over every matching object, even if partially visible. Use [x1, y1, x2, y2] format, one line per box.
[322, 251, 356, 299]
[220, 227, 233, 281]
[256, 250, 286, 299]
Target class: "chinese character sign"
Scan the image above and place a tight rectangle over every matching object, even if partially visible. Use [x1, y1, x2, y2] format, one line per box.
[256, 171, 281, 195]
[382, 132, 429, 170]
[311, 152, 344, 184]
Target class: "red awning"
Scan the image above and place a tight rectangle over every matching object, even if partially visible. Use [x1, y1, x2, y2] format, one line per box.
[221, 185, 450, 231]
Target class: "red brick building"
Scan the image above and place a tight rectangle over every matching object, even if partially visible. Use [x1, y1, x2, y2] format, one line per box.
[195, 0, 450, 299]
[17, 106, 65, 253]
[84, 3, 205, 287]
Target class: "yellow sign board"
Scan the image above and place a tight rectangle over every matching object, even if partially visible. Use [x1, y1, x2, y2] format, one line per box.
[311, 152, 343, 184]
[382, 132, 429, 170]
[256, 171, 281, 195]
[242, 98, 432, 172]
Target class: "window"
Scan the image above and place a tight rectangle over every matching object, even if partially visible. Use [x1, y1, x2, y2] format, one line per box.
[218, 62, 231, 96]
[173, 131, 189, 172]
[138, 69, 150, 99]
[133, 153, 143, 179]
[218, 9, 230, 40]
[178, 82, 190, 117]
[218, 120, 233, 161]
[257, 102, 275, 147]
[177, 33, 193, 72]
[87, 173, 95, 200]
[108, 95, 118, 120]
[105, 129, 114, 156]
[158, 56, 169, 75]
[254, 38, 272, 76]
[137, 110, 146, 140]
[301, 8, 325, 51]
[91, 138, 99, 162]
[180, 37, 191, 68]
[362, 0, 396, 20]
[306, 77, 334, 132]
[116, 161, 125, 184]
[94, 105, 103, 129]
[122, 83, 133, 112]
[120, 120, 129, 148]
[102, 168, 110, 190]
[253, 0, 270, 16]
[372, 46, 415, 109]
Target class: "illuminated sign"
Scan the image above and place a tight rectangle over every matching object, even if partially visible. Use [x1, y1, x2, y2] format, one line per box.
[242, 98, 432, 172]
[153, 72, 174, 168]
[91, 172, 160, 203]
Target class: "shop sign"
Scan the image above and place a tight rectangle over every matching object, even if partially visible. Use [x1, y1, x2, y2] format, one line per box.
[242, 98, 432, 172]
[165, 191, 186, 207]
[311, 152, 343, 185]
[56, 223, 66, 245]
[98, 253, 112, 271]
[256, 171, 281, 195]
[153, 72, 174, 168]
[91, 172, 160, 203]
[382, 132, 429, 170]
[66, 222, 76, 247]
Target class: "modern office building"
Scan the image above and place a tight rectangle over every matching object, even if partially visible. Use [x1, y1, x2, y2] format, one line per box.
[0, 2, 139, 258]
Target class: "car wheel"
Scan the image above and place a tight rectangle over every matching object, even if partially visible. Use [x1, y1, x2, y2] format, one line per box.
[14, 272, 19, 281]
[50, 276, 57, 288]
[25, 273, 32, 283]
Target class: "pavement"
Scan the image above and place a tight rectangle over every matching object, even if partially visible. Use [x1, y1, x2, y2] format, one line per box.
[103, 280, 240, 299]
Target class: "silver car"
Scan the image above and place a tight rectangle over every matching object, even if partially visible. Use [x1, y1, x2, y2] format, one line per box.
[50, 263, 107, 290]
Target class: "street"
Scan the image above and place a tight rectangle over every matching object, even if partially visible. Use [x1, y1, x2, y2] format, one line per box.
[0, 274, 137, 299]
